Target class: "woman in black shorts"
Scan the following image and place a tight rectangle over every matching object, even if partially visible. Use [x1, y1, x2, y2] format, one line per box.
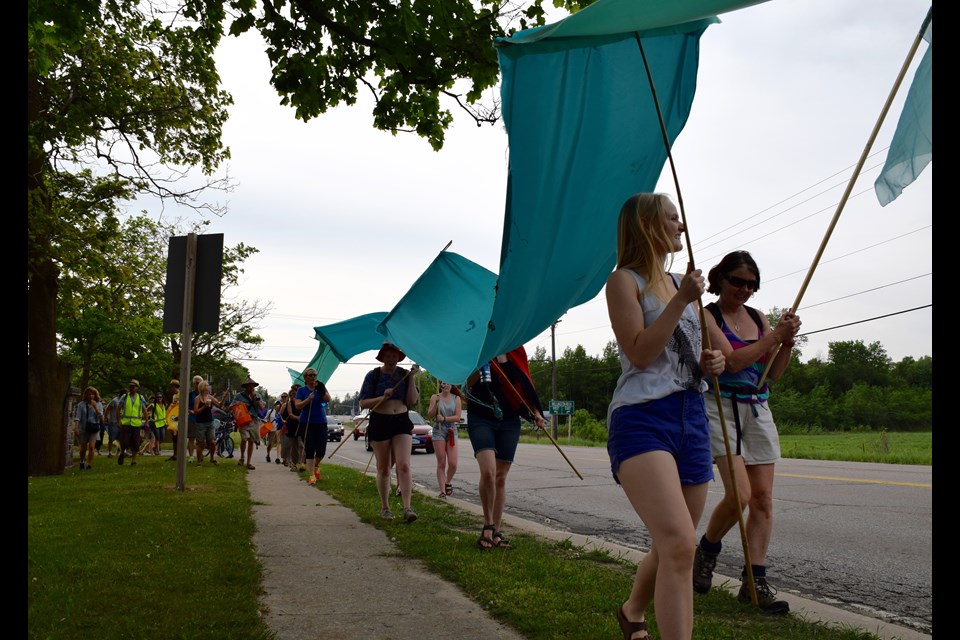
[358, 342, 420, 524]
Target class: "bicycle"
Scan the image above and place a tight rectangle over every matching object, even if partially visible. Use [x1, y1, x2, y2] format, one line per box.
[212, 408, 236, 458]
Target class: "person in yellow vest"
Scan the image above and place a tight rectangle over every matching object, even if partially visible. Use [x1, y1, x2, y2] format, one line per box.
[147, 391, 168, 456]
[165, 380, 181, 461]
[115, 379, 149, 466]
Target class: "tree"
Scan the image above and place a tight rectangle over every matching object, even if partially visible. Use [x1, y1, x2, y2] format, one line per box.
[28, 0, 576, 476]
[57, 214, 270, 400]
[891, 355, 932, 389]
[232, 0, 559, 150]
[29, 0, 232, 475]
[825, 340, 891, 397]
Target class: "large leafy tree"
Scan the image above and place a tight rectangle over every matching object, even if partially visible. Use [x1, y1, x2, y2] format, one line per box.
[28, 0, 232, 475]
[57, 213, 270, 398]
[232, 0, 554, 150]
[28, 0, 565, 476]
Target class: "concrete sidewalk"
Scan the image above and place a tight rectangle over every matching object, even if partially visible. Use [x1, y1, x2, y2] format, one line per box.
[248, 458, 524, 640]
[247, 458, 930, 640]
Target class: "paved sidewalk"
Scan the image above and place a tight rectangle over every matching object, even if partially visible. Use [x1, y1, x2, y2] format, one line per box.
[247, 458, 930, 640]
[247, 458, 525, 640]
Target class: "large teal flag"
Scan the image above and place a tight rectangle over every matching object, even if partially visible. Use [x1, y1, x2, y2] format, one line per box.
[307, 0, 771, 385]
[875, 9, 932, 206]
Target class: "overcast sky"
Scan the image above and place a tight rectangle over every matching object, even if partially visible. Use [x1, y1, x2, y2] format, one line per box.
[159, 0, 933, 400]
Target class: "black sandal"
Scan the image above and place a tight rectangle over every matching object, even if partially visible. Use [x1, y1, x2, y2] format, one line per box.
[493, 530, 511, 549]
[444, 483, 453, 496]
[617, 605, 650, 640]
[477, 524, 496, 550]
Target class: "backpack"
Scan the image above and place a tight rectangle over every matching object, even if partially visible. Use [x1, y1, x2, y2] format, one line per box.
[368, 366, 411, 406]
[705, 302, 763, 335]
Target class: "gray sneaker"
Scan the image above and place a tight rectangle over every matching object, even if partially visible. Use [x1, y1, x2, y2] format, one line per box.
[403, 508, 418, 524]
[693, 545, 718, 594]
[738, 576, 790, 614]
[380, 508, 394, 521]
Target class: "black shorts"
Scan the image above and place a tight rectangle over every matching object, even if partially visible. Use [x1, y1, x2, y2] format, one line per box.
[368, 412, 413, 442]
[119, 425, 141, 450]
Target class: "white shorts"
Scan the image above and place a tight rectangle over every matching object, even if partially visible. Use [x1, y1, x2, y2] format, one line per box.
[705, 394, 780, 465]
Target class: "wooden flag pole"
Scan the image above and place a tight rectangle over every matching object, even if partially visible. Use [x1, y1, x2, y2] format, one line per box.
[756, 7, 932, 390]
[634, 32, 758, 604]
[488, 359, 583, 480]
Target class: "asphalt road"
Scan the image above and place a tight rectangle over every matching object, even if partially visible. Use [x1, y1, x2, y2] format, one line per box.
[326, 435, 932, 636]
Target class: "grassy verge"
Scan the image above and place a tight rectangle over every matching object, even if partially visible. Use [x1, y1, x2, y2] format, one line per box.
[27, 454, 273, 640]
[29, 451, 890, 640]
[520, 430, 932, 465]
[778, 431, 931, 464]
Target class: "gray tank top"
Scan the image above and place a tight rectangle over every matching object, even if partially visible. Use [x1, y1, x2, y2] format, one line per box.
[607, 270, 706, 423]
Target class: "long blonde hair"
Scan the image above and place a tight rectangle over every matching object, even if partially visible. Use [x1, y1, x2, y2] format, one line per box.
[615, 193, 677, 297]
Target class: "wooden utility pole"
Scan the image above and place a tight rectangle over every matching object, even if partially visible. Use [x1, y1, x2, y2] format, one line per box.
[551, 320, 559, 439]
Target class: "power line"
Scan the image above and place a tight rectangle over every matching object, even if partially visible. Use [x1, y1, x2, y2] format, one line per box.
[801, 274, 930, 309]
[694, 151, 888, 247]
[798, 304, 931, 337]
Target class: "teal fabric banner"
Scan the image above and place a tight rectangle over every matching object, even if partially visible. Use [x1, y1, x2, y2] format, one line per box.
[308, 0, 773, 385]
[378, 251, 497, 385]
[875, 10, 932, 206]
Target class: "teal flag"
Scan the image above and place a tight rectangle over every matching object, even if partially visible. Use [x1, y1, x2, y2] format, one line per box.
[307, 0, 772, 384]
[379, 251, 498, 385]
[286, 367, 305, 388]
[875, 9, 932, 206]
[308, 312, 389, 385]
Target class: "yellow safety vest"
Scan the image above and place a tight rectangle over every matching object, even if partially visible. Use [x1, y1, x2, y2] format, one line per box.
[151, 402, 168, 428]
[121, 394, 145, 427]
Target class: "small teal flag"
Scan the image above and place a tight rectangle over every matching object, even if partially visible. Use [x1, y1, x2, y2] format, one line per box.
[875, 10, 932, 206]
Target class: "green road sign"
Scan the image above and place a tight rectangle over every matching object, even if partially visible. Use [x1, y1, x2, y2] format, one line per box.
[549, 400, 574, 415]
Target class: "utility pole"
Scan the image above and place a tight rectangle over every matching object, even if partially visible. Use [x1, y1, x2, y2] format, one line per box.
[551, 320, 559, 439]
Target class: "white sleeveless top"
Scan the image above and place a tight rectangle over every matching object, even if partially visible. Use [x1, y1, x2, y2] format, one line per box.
[607, 270, 706, 423]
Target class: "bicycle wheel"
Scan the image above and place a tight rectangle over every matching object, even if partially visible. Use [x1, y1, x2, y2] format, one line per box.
[218, 435, 235, 458]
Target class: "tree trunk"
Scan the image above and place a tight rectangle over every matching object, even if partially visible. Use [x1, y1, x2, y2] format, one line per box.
[27, 257, 70, 476]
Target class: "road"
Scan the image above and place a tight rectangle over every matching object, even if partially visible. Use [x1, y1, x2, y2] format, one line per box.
[326, 434, 932, 635]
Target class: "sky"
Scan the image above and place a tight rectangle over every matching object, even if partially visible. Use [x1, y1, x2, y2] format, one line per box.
[154, 0, 933, 400]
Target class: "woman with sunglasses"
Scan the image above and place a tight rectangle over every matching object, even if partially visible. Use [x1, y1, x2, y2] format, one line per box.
[692, 250, 800, 614]
[605, 193, 724, 640]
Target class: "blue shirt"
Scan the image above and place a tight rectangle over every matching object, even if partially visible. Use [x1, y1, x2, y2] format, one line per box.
[296, 383, 328, 426]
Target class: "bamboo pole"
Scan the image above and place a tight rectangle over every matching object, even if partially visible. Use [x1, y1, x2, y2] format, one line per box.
[756, 7, 932, 390]
[634, 33, 757, 604]
[488, 359, 584, 480]
[327, 365, 417, 459]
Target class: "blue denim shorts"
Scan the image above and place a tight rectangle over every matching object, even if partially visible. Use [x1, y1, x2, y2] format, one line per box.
[607, 389, 713, 486]
[467, 415, 521, 463]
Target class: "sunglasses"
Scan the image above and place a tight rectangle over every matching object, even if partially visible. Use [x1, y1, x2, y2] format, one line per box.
[304, 374, 317, 378]
[725, 275, 759, 290]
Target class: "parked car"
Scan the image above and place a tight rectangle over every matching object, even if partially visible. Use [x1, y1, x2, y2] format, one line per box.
[327, 417, 344, 442]
[365, 410, 433, 454]
[409, 410, 433, 454]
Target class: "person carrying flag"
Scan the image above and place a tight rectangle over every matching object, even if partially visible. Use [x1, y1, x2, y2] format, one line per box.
[465, 346, 546, 550]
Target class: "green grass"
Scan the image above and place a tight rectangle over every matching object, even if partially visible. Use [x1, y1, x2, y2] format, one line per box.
[778, 431, 931, 465]
[29, 451, 898, 640]
[520, 430, 932, 465]
[28, 453, 272, 640]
